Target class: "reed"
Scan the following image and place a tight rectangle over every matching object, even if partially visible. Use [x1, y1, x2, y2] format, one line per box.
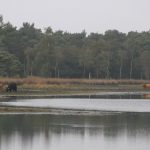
[0, 76, 148, 94]
[0, 76, 149, 86]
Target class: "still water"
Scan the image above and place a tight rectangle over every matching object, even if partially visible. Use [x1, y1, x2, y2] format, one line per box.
[0, 113, 150, 150]
[0, 92, 150, 150]
[1, 92, 150, 112]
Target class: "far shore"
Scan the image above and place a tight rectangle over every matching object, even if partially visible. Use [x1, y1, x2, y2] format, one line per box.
[0, 76, 149, 97]
[0, 77, 150, 113]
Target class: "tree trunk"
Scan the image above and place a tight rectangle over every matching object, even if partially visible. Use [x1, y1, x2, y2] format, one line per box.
[82, 63, 85, 78]
[106, 57, 110, 79]
[26, 55, 30, 76]
[30, 61, 33, 76]
[54, 62, 57, 78]
[23, 59, 26, 76]
[57, 69, 60, 78]
[119, 56, 123, 79]
[96, 70, 99, 79]
[89, 72, 91, 79]
[129, 55, 133, 79]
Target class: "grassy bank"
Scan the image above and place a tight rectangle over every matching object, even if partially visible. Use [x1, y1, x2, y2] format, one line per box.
[0, 77, 149, 96]
[0, 76, 149, 85]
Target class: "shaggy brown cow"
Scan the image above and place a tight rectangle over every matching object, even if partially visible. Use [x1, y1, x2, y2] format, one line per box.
[143, 84, 150, 88]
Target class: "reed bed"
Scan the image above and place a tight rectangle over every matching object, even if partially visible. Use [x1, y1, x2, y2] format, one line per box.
[0, 76, 149, 86]
[0, 76, 149, 94]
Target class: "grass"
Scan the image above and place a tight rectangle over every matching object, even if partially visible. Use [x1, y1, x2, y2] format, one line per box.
[0, 76, 149, 96]
[0, 76, 149, 85]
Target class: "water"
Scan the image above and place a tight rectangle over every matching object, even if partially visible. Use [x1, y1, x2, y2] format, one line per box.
[0, 92, 150, 150]
[1, 92, 150, 112]
[0, 113, 150, 150]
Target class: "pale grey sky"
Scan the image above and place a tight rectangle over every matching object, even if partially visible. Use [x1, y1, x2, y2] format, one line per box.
[0, 0, 150, 33]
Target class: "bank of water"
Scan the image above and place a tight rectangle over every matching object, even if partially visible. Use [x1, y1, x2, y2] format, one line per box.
[0, 92, 150, 150]
[0, 91, 150, 113]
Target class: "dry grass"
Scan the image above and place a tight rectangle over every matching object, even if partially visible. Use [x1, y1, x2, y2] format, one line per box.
[0, 76, 149, 94]
[0, 76, 149, 85]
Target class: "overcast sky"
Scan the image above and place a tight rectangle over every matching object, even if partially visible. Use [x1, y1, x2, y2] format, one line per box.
[0, 0, 150, 33]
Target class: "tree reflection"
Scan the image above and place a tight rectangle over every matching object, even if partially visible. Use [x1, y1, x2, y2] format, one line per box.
[0, 113, 150, 150]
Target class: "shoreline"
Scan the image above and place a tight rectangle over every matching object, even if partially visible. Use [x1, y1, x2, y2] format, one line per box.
[0, 105, 149, 115]
[0, 106, 122, 116]
[0, 91, 150, 114]
[0, 80, 149, 114]
[0, 90, 150, 99]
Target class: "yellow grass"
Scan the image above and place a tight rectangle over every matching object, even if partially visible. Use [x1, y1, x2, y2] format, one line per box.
[0, 76, 149, 86]
[0, 76, 149, 94]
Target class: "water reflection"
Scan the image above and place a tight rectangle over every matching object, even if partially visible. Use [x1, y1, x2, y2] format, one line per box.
[1, 92, 150, 102]
[2, 98, 150, 112]
[0, 113, 150, 150]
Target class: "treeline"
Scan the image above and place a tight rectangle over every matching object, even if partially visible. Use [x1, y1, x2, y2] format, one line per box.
[0, 15, 150, 79]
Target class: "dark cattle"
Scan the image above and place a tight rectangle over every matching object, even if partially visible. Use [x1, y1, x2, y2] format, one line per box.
[6, 83, 17, 92]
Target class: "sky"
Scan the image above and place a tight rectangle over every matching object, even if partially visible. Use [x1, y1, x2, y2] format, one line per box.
[0, 0, 150, 34]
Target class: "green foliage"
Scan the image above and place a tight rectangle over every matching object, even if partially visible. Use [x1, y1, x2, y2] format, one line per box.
[0, 15, 150, 79]
[0, 50, 21, 76]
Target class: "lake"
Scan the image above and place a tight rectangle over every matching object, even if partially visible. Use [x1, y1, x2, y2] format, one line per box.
[0, 92, 150, 150]
[0, 113, 150, 150]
